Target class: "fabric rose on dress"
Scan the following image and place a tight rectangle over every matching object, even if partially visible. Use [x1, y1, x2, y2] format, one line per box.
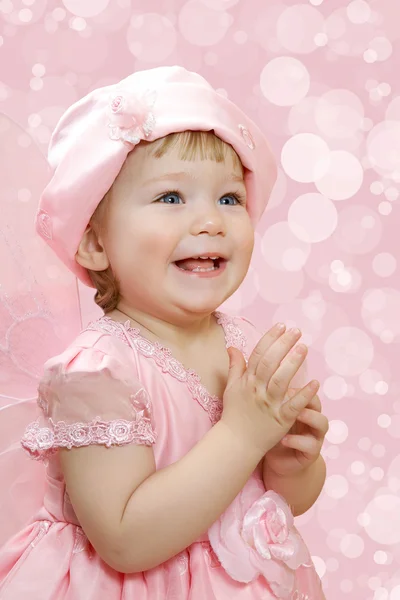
[208, 490, 311, 599]
[107, 88, 157, 146]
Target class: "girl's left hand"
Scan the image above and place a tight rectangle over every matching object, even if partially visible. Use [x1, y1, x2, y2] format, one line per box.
[263, 389, 329, 477]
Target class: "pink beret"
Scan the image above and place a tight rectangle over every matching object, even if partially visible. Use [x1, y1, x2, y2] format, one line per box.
[36, 65, 277, 287]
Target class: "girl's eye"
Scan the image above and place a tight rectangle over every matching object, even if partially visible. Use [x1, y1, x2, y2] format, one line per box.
[158, 191, 182, 205]
[219, 193, 246, 206]
[156, 191, 246, 205]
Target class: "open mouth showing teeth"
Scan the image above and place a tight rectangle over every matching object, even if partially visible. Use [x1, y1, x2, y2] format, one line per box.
[174, 256, 224, 272]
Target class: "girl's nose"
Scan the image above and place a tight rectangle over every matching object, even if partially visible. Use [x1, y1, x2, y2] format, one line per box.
[190, 207, 226, 237]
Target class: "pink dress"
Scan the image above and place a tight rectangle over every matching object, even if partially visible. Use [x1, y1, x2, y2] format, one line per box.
[0, 312, 326, 600]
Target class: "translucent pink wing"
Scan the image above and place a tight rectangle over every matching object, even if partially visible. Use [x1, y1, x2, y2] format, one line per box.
[0, 113, 82, 548]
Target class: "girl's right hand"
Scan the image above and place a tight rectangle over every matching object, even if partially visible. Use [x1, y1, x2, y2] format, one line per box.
[221, 323, 319, 457]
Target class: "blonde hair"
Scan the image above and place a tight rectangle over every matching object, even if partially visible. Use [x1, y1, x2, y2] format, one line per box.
[88, 130, 244, 312]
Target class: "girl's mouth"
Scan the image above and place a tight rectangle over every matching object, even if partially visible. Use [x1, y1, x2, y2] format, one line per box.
[173, 256, 227, 277]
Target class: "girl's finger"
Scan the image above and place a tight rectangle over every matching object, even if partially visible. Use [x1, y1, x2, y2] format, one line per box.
[246, 323, 287, 377]
[280, 380, 319, 425]
[281, 434, 321, 454]
[297, 409, 329, 440]
[255, 328, 303, 382]
[306, 394, 322, 412]
[256, 337, 307, 401]
[287, 389, 321, 412]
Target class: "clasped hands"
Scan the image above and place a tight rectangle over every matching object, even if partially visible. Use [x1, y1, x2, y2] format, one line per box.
[264, 385, 329, 478]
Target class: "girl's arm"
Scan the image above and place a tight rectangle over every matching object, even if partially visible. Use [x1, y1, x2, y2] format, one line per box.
[61, 420, 264, 574]
[263, 455, 326, 516]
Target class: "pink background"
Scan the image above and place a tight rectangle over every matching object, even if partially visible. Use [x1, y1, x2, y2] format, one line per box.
[1, 0, 399, 598]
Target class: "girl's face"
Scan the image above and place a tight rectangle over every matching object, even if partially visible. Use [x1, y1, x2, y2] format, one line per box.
[85, 141, 254, 320]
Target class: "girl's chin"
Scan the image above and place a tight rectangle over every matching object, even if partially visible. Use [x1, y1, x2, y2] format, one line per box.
[170, 291, 235, 316]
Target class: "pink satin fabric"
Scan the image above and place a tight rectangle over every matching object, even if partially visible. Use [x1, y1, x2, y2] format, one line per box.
[0, 313, 326, 599]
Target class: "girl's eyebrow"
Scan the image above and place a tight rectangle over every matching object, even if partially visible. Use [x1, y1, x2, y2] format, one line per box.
[142, 171, 244, 186]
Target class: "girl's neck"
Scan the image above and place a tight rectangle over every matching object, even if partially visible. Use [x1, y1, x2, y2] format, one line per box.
[108, 305, 219, 351]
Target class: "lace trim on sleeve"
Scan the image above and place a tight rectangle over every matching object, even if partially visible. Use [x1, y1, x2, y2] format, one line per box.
[22, 387, 156, 460]
[21, 415, 156, 460]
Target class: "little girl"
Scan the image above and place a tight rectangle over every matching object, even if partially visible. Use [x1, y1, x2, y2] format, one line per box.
[0, 66, 328, 599]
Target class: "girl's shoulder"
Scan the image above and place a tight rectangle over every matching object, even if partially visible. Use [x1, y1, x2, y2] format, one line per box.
[230, 313, 259, 331]
[41, 312, 265, 384]
[223, 312, 263, 351]
[42, 316, 137, 383]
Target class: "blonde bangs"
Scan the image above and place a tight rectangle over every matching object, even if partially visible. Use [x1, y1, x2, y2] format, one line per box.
[146, 130, 244, 176]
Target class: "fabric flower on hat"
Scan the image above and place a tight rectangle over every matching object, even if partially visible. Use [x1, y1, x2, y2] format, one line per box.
[107, 88, 157, 146]
[208, 490, 311, 598]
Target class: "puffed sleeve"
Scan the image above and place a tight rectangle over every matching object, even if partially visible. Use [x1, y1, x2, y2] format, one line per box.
[21, 335, 156, 461]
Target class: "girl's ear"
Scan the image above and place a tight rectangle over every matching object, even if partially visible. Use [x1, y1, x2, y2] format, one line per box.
[75, 225, 110, 272]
